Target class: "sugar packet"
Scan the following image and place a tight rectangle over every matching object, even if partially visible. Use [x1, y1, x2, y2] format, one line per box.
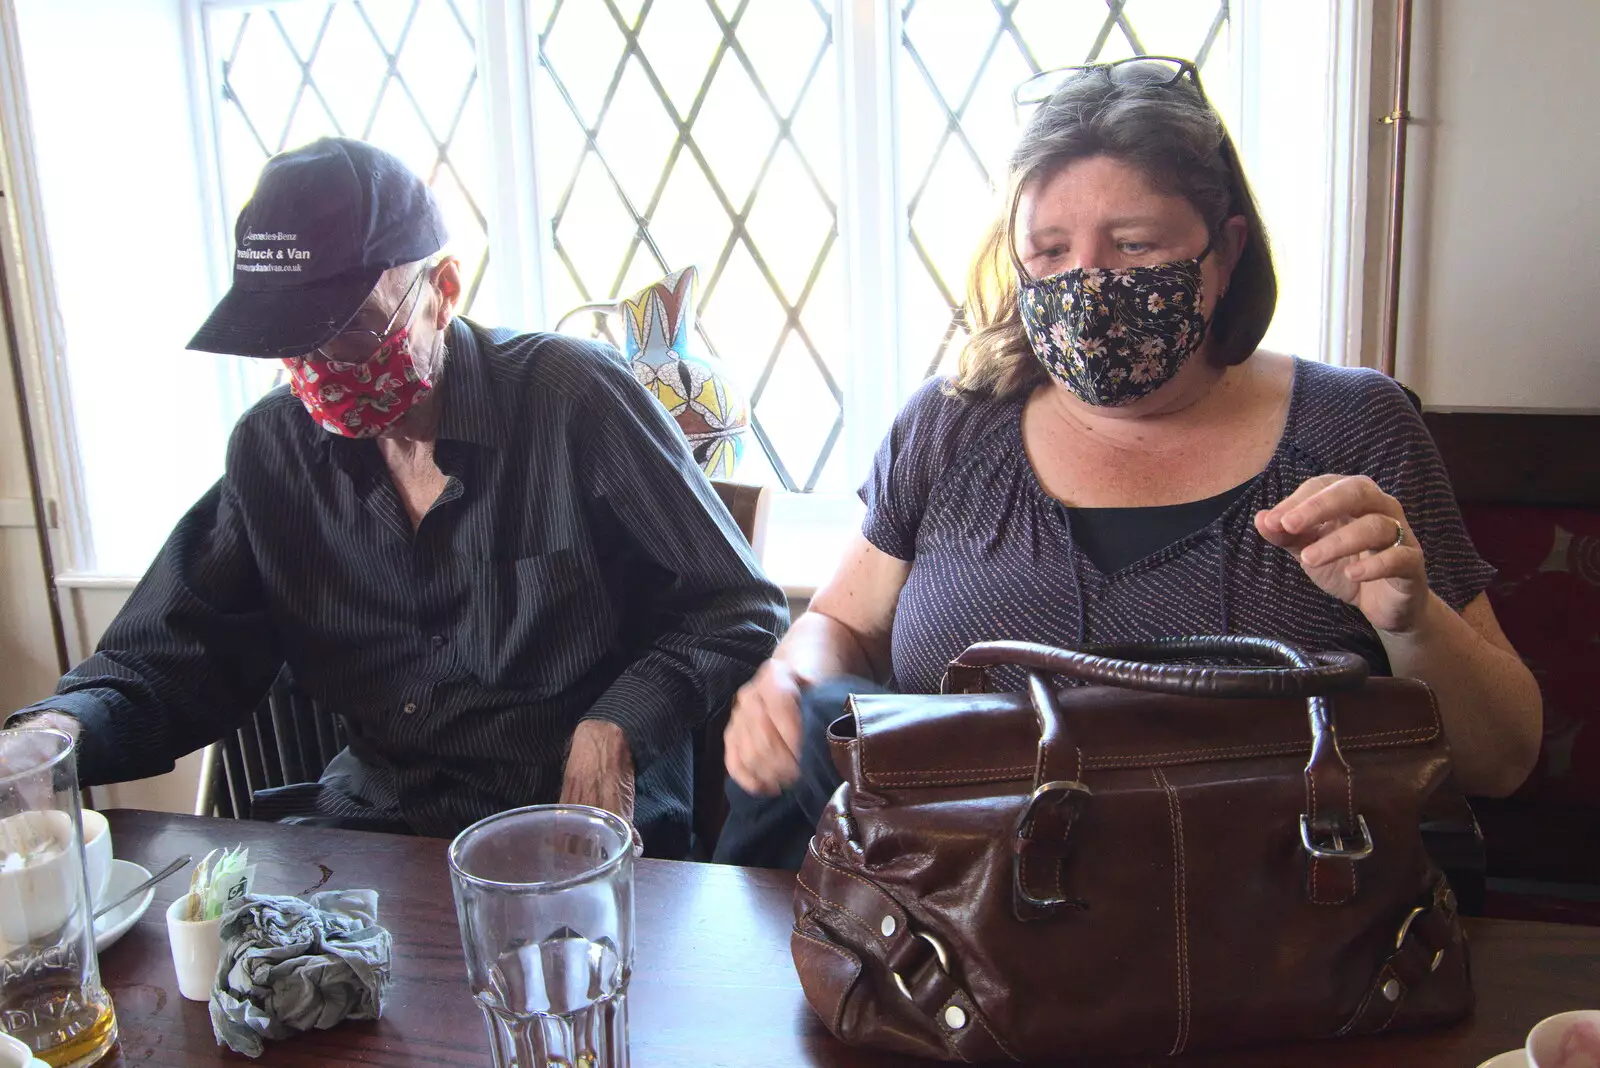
[184, 845, 256, 921]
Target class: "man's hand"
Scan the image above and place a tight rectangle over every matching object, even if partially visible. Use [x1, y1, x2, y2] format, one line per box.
[559, 719, 636, 826]
[1, 711, 82, 808]
[6, 710, 82, 743]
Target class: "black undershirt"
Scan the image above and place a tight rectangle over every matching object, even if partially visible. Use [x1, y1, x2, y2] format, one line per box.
[1067, 481, 1254, 574]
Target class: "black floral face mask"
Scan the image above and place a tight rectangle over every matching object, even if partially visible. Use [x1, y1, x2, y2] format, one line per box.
[1017, 248, 1211, 407]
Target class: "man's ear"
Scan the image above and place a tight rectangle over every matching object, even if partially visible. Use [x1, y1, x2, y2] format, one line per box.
[430, 257, 463, 326]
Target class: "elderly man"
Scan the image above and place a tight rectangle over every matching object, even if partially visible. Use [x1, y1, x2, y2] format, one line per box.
[4, 138, 787, 856]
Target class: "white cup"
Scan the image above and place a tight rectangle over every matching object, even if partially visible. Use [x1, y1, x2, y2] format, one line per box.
[0, 1031, 49, 1068]
[0, 810, 82, 948]
[1528, 1010, 1600, 1068]
[165, 895, 223, 1002]
[79, 808, 112, 907]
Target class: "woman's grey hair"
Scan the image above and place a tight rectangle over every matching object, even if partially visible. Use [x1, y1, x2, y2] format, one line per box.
[956, 61, 1278, 399]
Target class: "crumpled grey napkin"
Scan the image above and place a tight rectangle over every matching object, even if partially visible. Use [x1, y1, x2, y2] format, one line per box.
[208, 889, 392, 1058]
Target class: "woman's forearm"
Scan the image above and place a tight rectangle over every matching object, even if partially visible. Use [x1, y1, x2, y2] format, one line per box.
[1379, 593, 1542, 797]
[772, 610, 887, 685]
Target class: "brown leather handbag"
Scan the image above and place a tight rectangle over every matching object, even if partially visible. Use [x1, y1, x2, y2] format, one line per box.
[791, 637, 1473, 1062]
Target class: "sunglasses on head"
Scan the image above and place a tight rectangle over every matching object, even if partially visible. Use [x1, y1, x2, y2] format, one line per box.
[1012, 55, 1202, 112]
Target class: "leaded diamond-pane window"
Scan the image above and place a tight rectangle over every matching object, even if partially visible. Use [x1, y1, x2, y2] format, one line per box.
[530, 0, 845, 492]
[898, 0, 1234, 385]
[204, 0, 496, 334]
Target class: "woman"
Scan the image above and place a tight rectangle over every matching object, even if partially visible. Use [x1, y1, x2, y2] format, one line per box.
[716, 58, 1540, 869]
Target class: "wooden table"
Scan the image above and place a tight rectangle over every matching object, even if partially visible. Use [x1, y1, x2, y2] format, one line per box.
[94, 809, 1597, 1067]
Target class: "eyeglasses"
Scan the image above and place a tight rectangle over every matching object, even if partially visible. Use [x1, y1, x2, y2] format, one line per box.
[1012, 56, 1202, 111]
[307, 265, 430, 364]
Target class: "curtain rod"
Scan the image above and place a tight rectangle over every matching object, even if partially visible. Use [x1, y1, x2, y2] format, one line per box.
[1377, 0, 1415, 378]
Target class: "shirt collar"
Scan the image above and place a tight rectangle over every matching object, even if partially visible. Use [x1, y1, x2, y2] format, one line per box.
[432, 317, 504, 449]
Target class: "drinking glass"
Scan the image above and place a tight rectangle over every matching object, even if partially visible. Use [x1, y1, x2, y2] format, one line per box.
[449, 805, 634, 1068]
[0, 729, 118, 1067]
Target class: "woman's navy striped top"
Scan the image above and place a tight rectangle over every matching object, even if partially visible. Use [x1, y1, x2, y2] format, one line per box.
[861, 358, 1494, 695]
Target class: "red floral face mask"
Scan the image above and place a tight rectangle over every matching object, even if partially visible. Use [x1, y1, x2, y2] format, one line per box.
[283, 328, 434, 438]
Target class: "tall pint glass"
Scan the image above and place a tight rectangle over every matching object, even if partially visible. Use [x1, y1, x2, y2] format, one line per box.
[450, 805, 634, 1068]
[0, 729, 117, 1067]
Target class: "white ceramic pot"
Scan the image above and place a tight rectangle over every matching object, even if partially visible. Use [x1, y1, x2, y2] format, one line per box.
[165, 895, 224, 1002]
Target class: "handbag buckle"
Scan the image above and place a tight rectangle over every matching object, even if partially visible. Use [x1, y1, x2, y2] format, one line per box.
[1015, 779, 1093, 847]
[1012, 780, 1093, 913]
[1299, 813, 1374, 860]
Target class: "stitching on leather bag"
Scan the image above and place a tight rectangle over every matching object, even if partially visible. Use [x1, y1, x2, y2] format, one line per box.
[1154, 768, 1191, 1056]
[796, 866, 876, 938]
[871, 764, 1036, 780]
[809, 846, 906, 938]
[935, 1000, 978, 1065]
[855, 701, 873, 786]
[814, 845, 1016, 1063]
[1374, 974, 1405, 1033]
[1334, 966, 1383, 1037]
[961, 993, 1022, 1063]
[1091, 740, 1307, 768]
[792, 924, 858, 1033]
[865, 717, 1440, 786]
[1305, 803, 1355, 906]
[1308, 778, 1357, 906]
[1345, 746, 1358, 901]
[1309, 772, 1323, 905]
[1348, 723, 1439, 742]
[870, 729, 1436, 782]
[870, 766, 1036, 786]
[1085, 729, 1436, 770]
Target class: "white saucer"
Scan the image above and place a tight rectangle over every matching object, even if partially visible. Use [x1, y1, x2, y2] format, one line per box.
[93, 859, 153, 953]
[0, 1030, 51, 1067]
[1477, 1051, 1529, 1068]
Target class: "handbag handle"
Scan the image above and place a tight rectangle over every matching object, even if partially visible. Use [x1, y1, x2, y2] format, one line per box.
[947, 637, 1373, 915]
[943, 635, 1370, 697]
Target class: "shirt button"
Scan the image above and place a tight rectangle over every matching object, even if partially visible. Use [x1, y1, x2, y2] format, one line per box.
[402, 702, 418, 715]
[430, 634, 446, 649]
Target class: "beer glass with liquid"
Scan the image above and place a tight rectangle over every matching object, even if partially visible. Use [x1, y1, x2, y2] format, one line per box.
[0, 728, 117, 1068]
[449, 805, 633, 1068]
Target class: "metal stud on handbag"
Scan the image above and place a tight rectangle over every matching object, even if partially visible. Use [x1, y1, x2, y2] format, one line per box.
[791, 637, 1473, 1062]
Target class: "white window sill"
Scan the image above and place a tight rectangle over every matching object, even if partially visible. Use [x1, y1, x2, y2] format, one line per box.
[55, 492, 862, 602]
[55, 572, 139, 591]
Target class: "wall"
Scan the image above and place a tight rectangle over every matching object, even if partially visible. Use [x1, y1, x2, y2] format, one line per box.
[1392, 0, 1600, 407]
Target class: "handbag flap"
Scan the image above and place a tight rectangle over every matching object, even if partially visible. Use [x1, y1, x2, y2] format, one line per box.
[840, 679, 1440, 790]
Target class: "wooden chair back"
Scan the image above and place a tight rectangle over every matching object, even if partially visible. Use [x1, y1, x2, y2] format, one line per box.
[196, 670, 346, 819]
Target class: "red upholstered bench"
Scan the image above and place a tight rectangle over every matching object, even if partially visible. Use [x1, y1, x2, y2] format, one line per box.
[1427, 411, 1600, 925]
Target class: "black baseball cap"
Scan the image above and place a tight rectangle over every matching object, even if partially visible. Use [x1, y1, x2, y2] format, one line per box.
[187, 138, 448, 359]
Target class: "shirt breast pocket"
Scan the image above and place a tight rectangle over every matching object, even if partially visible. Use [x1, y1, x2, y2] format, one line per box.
[464, 547, 615, 692]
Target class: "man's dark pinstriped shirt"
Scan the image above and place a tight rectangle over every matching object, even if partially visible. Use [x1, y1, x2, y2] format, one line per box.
[22, 319, 788, 846]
